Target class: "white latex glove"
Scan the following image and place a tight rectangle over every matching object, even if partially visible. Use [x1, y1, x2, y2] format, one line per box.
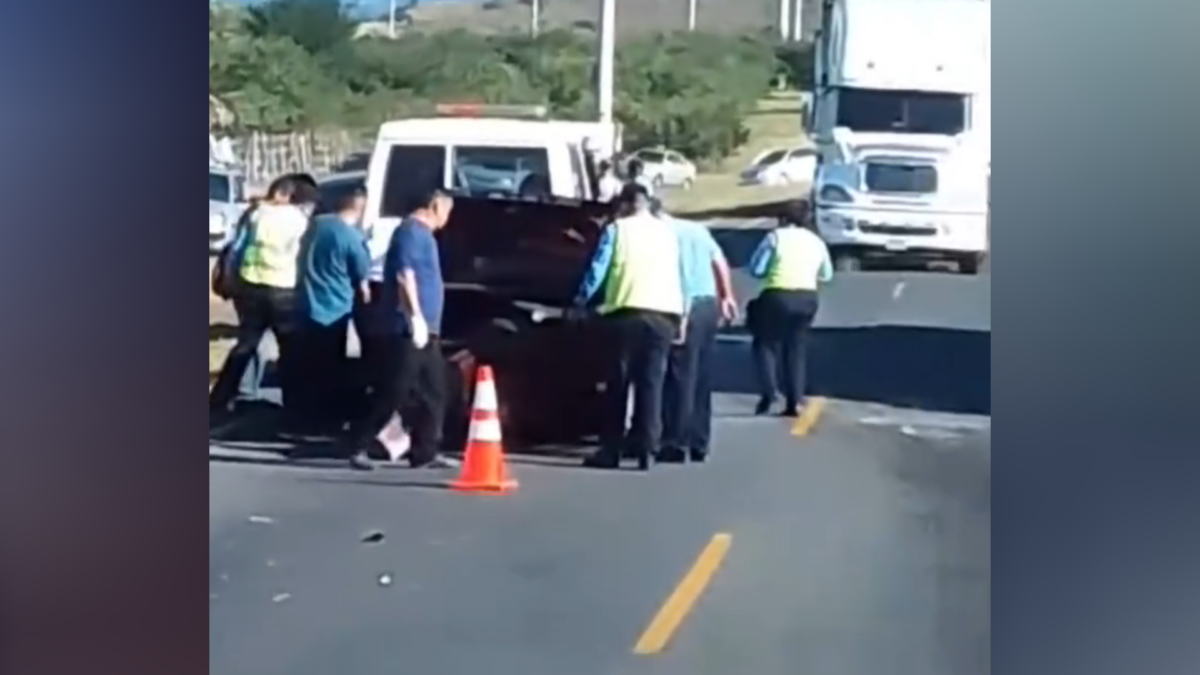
[410, 315, 430, 349]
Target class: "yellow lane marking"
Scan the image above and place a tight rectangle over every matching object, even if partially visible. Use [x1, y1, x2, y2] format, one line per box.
[790, 396, 827, 437]
[633, 533, 733, 656]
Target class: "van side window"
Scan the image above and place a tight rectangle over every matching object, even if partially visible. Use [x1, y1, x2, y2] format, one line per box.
[381, 145, 447, 217]
[451, 146, 552, 199]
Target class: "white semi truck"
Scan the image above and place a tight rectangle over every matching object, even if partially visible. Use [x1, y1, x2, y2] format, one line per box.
[809, 0, 990, 273]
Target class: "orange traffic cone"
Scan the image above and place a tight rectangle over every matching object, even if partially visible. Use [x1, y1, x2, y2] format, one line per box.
[451, 365, 518, 493]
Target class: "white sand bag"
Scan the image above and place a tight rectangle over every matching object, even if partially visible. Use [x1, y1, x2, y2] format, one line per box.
[376, 413, 410, 462]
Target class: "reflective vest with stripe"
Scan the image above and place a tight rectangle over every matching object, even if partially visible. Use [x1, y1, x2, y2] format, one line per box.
[764, 227, 828, 291]
[601, 213, 685, 316]
[239, 204, 307, 289]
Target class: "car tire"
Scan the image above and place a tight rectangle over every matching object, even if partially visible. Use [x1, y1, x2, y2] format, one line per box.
[957, 254, 983, 275]
[652, 174, 665, 189]
[682, 177, 694, 190]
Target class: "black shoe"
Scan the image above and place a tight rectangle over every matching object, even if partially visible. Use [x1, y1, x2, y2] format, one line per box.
[348, 451, 375, 471]
[583, 452, 620, 470]
[780, 404, 802, 418]
[754, 397, 774, 415]
[688, 450, 708, 464]
[636, 452, 651, 472]
[411, 455, 461, 470]
[657, 448, 687, 464]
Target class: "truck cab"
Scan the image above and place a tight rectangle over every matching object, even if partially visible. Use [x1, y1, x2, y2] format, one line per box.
[809, 0, 990, 273]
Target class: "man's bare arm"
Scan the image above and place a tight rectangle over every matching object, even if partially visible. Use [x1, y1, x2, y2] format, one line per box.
[397, 269, 423, 321]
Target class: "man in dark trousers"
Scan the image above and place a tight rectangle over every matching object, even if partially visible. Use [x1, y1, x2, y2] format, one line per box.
[746, 201, 833, 416]
[659, 215, 738, 463]
[341, 186, 460, 471]
[292, 186, 371, 434]
[574, 184, 688, 471]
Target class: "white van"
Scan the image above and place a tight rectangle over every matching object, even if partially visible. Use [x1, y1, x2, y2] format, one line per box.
[361, 105, 620, 227]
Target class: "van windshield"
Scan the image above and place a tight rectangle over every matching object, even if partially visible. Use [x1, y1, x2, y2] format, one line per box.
[836, 88, 967, 135]
[452, 146, 552, 199]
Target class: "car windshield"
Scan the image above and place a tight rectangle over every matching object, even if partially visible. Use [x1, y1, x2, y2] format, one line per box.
[637, 150, 665, 164]
[836, 87, 967, 135]
[756, 150, 787, 166]
[209, 172, 231, 202]
[452, 146, 552, 199]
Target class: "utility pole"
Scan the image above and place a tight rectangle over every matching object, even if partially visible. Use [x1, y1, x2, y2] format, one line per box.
[598, 0, 615, 123]
[687, 0, 697, 31]
[531, 0, 541, 36]
[779, 0, 792, 40]
[389, 0, 397, 38]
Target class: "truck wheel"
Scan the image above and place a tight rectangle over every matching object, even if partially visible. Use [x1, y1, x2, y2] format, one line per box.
[833, 253, 862, 272]
[958, 254, 982, 275]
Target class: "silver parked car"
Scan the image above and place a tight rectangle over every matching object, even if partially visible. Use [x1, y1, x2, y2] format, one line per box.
[625, 147, 698, 190]
[209, 165, 247, 253]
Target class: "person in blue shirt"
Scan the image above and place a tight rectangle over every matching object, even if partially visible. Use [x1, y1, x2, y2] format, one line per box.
[658, 215, 739, 464]
[340, 185, 460, 471]
[291, 186, 371, 433]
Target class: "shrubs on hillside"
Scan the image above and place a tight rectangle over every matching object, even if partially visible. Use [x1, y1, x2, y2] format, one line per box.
[209, 0, 812, 162]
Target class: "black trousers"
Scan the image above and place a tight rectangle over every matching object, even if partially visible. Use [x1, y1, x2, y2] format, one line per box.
[353, 281, 388, 395]
[346, 333, 446, 467]
[599, 308, 679, 462]
[210, 283, 298, 412]
[291, 315, 351, 425]
[747, 289, 819, 407]
[662, 297, 720, 457]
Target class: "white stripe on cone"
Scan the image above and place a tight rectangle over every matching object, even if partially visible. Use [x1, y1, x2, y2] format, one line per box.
[473, 379, 499, 412]
[470, 417, 503, 443]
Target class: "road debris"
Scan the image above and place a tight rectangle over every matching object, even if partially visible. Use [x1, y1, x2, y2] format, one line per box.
[272, 592, 292, 603]
[377, 573, 393, 587]
[362, 530, 386, 545]
[248, 515, 275, 525]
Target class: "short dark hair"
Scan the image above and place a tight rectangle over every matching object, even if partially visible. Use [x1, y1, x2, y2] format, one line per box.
[334, 186, 367, 212]
[613, 182, 652, 212]
[265, 176, 298, 200]
[409, 183, 452, 212]
[289, 180, 320, 206]
[626, 158, 644, 177]
[598, 159, 612, 173]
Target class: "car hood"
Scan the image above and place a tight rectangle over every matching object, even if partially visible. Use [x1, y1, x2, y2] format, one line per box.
[436, 196, 611, 308]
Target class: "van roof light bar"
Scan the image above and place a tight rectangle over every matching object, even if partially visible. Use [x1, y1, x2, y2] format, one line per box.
[434, 103, 549, 120]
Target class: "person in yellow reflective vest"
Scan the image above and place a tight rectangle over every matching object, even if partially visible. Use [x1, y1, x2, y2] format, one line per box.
[573, 183, 688, 471]
[746, 201, 833, 417]
[210, 175, 319, 432]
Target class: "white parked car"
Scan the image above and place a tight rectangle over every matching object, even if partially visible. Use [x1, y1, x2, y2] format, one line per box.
[740, 147, 817, 186]
[209, 164, 247, 253]
[625, 147, 697, 190]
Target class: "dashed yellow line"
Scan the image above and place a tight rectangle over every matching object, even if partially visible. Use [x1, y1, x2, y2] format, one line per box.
[790, 396, 827, 437]
[633, 533, 733, 655]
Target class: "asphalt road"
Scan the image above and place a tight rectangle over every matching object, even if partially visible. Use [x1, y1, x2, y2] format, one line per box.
[210, 226, 990, 674]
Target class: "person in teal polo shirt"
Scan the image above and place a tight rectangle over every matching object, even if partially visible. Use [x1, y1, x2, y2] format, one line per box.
[293, 186, 371, 433]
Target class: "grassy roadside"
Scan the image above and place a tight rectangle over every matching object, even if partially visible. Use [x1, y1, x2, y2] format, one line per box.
[662, 91, 811, 218]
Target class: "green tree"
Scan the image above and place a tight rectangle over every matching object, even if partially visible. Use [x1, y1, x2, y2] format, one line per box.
[245, 0, 357, 56]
